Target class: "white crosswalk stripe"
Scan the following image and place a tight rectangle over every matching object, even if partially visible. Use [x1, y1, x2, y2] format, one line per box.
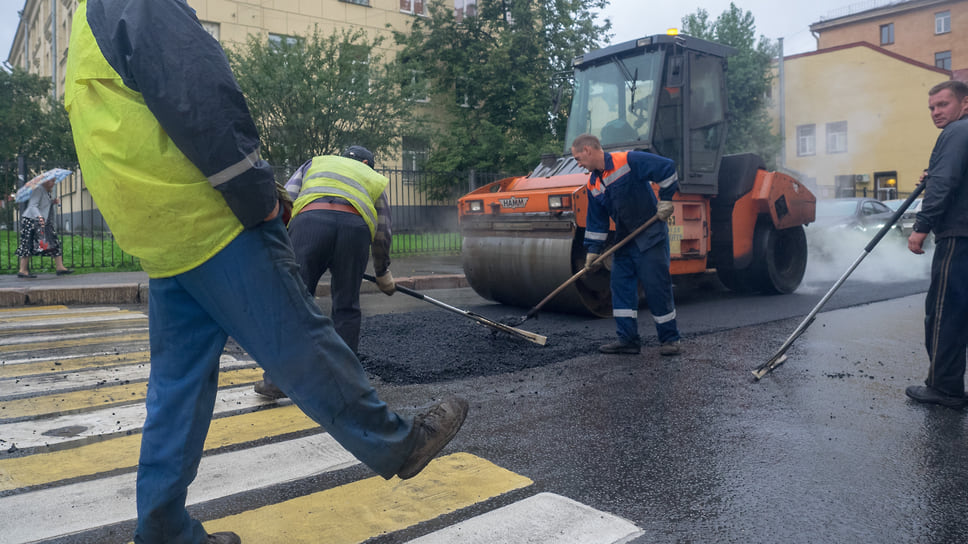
[0, 305, 643, 544]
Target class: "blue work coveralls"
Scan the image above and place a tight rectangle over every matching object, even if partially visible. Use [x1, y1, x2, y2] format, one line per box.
[583, 151, 682, 346]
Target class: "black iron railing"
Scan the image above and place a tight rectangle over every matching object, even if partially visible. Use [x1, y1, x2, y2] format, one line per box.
[0, 160, 506, 273]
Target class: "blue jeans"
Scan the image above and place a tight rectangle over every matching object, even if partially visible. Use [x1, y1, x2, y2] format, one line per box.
[610, 241, 680, 345]
[134, 217, 414, 544]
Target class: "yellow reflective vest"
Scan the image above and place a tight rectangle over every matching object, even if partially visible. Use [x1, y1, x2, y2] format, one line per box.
[63, 0, 277, 277]
[292, 156, 389, 240]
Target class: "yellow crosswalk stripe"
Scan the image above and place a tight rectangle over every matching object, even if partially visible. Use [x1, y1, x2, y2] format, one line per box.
[0, 305, 68, 313]
[0, 351, 150, 378]
[0, 404, 318, 492]
[202, 453, 533, 544]
[0, 332, 150, 353]
[0, 309, 144, 324]
[0, 367, 262, 420]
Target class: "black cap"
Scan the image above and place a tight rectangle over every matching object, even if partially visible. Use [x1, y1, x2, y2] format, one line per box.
[342, 146, 375, 168]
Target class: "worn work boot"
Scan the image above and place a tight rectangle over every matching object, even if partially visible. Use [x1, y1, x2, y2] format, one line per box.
[905, 385, 968, 409]
[254, 378, 287, 399]
[396, 396, 469, 479]
[598, 340, 641, 354]
[659, 340, 683, 356]
[207, 532, 241, 544]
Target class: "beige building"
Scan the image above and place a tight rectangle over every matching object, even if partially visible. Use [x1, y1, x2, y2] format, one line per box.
[772, 42, 950, 200]
[6, 0, 473, 165]
[6, 0, 449, 95]
[811, 0, 968, 79]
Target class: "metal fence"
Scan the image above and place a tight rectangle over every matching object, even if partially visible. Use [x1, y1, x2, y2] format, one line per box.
[0, 160, 505, 273]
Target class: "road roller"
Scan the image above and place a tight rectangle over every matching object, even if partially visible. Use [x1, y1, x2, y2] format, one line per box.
[457, 33, 816, 316]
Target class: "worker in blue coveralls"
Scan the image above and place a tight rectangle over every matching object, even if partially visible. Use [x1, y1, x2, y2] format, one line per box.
[571, 134, 683, 356]
[64, 1, 467, 543]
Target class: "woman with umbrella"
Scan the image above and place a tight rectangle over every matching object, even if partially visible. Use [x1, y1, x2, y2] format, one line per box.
[15, 171, 74, 278]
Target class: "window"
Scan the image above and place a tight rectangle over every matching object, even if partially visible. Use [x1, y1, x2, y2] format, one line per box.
[400, 0, 426, 16]
[796, 124, 816, 157]
[402, 136, 429, 184]
[456, 76, 471, 107]
[268, 33, 299, 48]
[880, 23, 894, 45]
[455, 0, 477, 23]
[936, 10, 951, 34]
[406, 70, 430, 102]
[200, 21, 220, 41]
[826, 121, 847, 154]
[340, 0, 370, 5]
[935, 51, 952, 71]
[340, 43, 370, 95]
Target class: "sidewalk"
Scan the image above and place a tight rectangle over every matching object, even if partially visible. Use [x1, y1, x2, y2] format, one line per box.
[0, 254, 467, 307]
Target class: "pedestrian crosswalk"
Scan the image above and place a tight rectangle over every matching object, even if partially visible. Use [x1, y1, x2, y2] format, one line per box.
[0, 305, 644, 544]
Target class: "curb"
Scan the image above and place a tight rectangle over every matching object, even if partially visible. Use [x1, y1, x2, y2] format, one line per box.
[0, 274, 468, 308]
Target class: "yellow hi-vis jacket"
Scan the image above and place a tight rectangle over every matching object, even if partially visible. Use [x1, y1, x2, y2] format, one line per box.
[63, 0, 277, 277]
[291, 156, 389, 240]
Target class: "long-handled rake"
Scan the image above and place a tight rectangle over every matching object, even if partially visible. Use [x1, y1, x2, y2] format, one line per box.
[752, 182, 926, 380]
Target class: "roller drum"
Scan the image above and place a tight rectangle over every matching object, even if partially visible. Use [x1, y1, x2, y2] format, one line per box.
[461, 227, 611, 317]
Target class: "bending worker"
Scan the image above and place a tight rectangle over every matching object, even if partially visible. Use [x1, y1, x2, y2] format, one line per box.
[255, 146, 395, 399]
[571, 133, 683, 356]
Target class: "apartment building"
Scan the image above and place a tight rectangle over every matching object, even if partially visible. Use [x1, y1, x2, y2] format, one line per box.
[771, 43, 949, 200]
[811, 0, 968, 79]
[7, 0, 460, 98]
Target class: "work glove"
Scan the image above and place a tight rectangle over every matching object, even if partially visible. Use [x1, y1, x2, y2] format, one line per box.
[375, 271, 396, 295]
[584, 252, 602, 272]
[656, 200, 674, 221]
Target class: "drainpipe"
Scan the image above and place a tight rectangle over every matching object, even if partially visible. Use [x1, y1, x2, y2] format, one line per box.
[51, 0, 57, 99]
[778, 38, 785, 169]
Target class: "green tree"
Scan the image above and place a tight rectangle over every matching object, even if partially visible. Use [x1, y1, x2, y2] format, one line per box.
[0, 68, 77, 204]
[0, 68, 77, 164]
[226, 28, 413, 174]
[393, 0, 609, 198]
[681, 4, 781, 168]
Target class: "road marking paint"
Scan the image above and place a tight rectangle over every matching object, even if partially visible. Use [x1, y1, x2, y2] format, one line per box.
[0, 433, 359, 543]
[0, 403, 318, 492]
[0, 350, 151, 379]
[405, 492, 644, 544]
[203, 453, 534, 544]
[0, 309, 144, 328]
[0, 331, 149, 351]
[0, 367, 262, 421]
[1, 385, 285, 450]
[0, 355, 248, 399]
[0, 305, 69, 315]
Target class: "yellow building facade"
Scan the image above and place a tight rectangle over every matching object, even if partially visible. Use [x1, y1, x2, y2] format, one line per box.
[7, 0, 441, 100]
[772, 43, 950, 200]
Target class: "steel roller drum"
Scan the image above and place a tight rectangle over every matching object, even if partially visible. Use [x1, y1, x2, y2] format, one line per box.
[461, 227, 612, 317]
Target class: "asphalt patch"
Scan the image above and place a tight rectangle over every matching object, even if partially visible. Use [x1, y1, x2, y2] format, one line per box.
[358, 309, 601, 384]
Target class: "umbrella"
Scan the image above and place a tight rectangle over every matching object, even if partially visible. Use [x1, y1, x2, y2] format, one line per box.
[15, 168, 73, 204]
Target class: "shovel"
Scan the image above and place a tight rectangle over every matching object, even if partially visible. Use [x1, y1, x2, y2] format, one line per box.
[362, 274, 547, 346]
[503, 213, 662, 327]
[752, 182, 927, 380]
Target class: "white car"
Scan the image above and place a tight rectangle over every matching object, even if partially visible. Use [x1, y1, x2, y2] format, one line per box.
[884, 198, 923, 236]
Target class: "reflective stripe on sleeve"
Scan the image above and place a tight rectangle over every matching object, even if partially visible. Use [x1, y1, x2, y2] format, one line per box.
[208, 149, 261, 187]
[656, 173, 678, 189]
[585, 230, 608, 241]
